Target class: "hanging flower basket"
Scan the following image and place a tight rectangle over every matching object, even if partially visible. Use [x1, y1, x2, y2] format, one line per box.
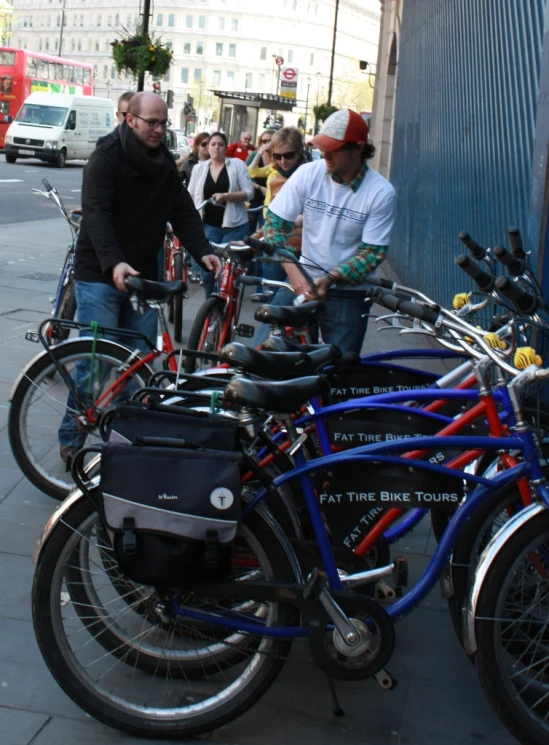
[111, 32, 173, 77]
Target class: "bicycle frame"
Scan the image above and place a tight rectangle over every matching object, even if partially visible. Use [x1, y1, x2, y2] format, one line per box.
[174, 427, 549, 636]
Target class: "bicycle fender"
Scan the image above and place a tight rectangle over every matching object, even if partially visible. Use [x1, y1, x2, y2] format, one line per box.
[8, 337, 140, 401]
[463, 501, 546, 656]
[32, 455, 101, 566]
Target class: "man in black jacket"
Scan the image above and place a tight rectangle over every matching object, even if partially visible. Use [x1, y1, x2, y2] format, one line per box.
[59, 92, 220, 462]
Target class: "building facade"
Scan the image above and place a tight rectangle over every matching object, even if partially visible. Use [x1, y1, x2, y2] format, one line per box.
[10, 0, 380, 136]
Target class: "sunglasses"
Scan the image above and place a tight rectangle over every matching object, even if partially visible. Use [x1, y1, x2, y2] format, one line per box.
[260, 138, 272, 144]
[273, 150, 297, 161]
[199, 141, 209, 146]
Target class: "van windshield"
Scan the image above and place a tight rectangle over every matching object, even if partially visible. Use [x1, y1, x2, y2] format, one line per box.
[15, 104, 68, 127]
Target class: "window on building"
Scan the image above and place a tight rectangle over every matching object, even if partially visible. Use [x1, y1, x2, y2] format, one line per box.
[115, 14, 119, 25]
[165, 40, 173, 51]
[292, 0, 297, 9]
[183, 41, 191, 54]
[196, 41, 203, 54]
[38, 38, 43, 50]
[198, 15, 206, 28]
[95, 40, 100, 51]
[103, 64, 108, 78]
[78, 39, 82, 50]
[226, 70, 234, 88]
[80, 14, 83, 26]
[70, 38, 75, 50]
[107, 15, 111, 26]
[55, 14, 59, 26]
[63, 14, 67, 26]
[216, 42, 223, 56]
[288, 49, 293, 63]
[164, 68, 170, 82]
[55, 38, 58, 50]
[260, 46, 267, 60]
[245, 72, 252, 89]
[218, 17, 225, 30]
[314, 3, 318, 13]
[310, 52, 314, 65]
[88, 38, 92, 51]
[194, 68, 202, 83]
[231, 18, 238, 31]
[111, 65, 116, 78]
[168, 14, 174, 27]
[213, 69, 221, 86]
[156, 13, 163, 25]
[185, 15, 193, 27]
[229, 43, 236, 57]
[97, 14, 101, 26]
[258, 73, 265, 90]
[46, 16, 50, 27]
[181, 67, 188, 84]
[45, 38, 49, 49]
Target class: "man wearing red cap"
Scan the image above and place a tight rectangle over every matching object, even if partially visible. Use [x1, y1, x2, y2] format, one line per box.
[262, 109, 396, 353]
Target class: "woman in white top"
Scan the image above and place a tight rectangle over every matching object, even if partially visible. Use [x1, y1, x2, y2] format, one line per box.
[188, 131, 254, 296]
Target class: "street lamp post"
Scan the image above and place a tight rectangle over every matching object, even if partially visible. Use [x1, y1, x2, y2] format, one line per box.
[327, 0, 340, 106]
[58, 0, 66, 57]
[304, 77, 311, 136]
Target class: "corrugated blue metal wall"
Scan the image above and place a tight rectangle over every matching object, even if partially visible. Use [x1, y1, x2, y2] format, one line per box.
[389, 0, 545, 302]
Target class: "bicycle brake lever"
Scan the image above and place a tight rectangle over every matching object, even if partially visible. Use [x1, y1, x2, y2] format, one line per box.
[129, 293, 142, 314]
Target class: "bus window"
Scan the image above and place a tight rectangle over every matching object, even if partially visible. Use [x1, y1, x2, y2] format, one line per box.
[0, 51, 16, 66]
[26, 57, 38, 77]
[73, 66, 83, 84]
[83, 68, 91, 85]
[48, 62, 57, 80]
[0, 102, 10, 115]
[1, 76, 13, 94]
[55, 63, 64, 80]
[36, 59, 47, 78]
[63, 64, 74, 82]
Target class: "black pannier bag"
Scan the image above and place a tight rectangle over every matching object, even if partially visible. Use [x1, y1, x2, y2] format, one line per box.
[92, 438, 242, 588]
[101, 401, 240, 452]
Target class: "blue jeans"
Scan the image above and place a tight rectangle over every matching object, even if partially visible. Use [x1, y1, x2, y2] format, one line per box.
[255, 288, 369, 353]
[202, 223, 249, 298]
[58, 281, 158, 448]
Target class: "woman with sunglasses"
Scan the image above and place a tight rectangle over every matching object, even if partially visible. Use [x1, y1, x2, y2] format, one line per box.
[245, 129, 275, 232]
[188, 131, 255, 297]
[177, 132, 210, 187]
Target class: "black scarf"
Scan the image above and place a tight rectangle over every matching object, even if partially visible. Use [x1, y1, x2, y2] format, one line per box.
[276, 154, 308, 179]
[117, 121, 172, 181]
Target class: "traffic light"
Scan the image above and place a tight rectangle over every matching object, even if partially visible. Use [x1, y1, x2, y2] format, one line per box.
[166, 89, 174, 109]
[152, 81, 161, 94]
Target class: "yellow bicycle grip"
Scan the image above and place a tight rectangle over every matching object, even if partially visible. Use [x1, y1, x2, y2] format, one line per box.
[514, 347, 543, 369]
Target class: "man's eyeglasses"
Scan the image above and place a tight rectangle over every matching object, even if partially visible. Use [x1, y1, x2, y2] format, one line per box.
[133, 115, 172, 129]
[272, 150, 297, 161]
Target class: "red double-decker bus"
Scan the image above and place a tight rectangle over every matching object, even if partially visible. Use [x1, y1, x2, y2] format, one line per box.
[0, 47, 93, 148]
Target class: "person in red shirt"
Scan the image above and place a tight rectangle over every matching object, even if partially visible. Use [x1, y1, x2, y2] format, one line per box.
[226, 130, 256, 160]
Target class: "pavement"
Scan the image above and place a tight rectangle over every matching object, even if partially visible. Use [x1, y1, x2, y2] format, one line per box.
[0, 215, 518, 745]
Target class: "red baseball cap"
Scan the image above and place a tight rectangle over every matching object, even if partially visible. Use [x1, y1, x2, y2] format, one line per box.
[312, 109, 368, 152]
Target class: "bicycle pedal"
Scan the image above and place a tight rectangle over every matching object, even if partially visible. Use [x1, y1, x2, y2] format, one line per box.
[374, 668, 397, 690]
[376, 580, 397, 600]
[235, 323, 255, 338]
[303, 567, 327, 601]
[25, 330, 40, 343]
[393, 556, 408, 588]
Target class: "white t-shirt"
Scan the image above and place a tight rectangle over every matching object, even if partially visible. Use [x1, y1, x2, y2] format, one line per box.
[269, 160, 397, 285]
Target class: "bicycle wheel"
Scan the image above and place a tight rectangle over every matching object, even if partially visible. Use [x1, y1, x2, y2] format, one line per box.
[9, 339, 154, 500]
[185, 295, 227, 373]
[172, 252, 184, 343]
[32, 497, 296, 739]
[475, 510, 549, 745]
[48, 278, 77, 345]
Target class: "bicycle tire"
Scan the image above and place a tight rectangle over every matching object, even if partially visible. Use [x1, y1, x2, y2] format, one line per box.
[32, 496, 296, 739]
[9, 339, 154, 500]
[172, 252, 184, 343]
[50, 278, 76, 344]
[185, 295, 227, 373]
[475, 510, 549, 745]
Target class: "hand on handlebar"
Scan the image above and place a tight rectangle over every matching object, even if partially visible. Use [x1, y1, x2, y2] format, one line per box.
[212, 192, 228, 204]
[113, 262, 140, 292]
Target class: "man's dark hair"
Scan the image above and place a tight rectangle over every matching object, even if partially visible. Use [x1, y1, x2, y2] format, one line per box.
[117, 91, 134, 111]
[364, 141, 376, 160]
[209, 131, 228, 146]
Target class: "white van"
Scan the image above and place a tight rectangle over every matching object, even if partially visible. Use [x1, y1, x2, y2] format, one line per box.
[4, 93, 115, 167]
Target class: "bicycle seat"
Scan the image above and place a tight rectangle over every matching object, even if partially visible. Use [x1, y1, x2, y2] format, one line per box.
[254, 301, 326, 327]
[224, 375, 330, 412]
[220, 342, 315, 379]
[261, 336, 335, 354]
[124, 276, 186, 302]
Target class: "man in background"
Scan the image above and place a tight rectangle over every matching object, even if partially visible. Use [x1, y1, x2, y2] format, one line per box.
[226, 130, 255, 160]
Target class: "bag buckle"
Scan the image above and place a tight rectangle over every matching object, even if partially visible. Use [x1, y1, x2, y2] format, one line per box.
[205, 530, 220, 568]
[122, 517, 137, 555]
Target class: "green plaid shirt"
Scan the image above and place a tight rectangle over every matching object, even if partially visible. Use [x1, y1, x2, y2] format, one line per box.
[264, 162, 388, 286]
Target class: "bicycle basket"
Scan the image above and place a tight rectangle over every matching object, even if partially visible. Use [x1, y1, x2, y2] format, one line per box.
[92, 439, 242, 588]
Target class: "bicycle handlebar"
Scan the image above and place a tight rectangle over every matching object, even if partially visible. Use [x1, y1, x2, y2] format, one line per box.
[42, 177, 54, 192]
[495, 276, 539, 315]
[455, 253, 495, 292]
[508, 227, 526, 259]
[244, 235, 319, 302]
[363, 275, 396, 291]
[492, 245, 525, 276]
[459, 231, 486, 260]
[373, 288, 440, 325]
